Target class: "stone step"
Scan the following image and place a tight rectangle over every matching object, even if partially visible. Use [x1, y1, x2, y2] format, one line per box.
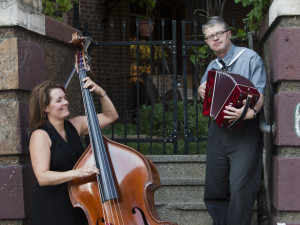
[155, 202, 257, 225]
[155, 178, 205, 204]
[155, 178, 257, 205]
[147, 155, 206, 179]
[148, 155, 258, 225]
[156, 202, 212, 225]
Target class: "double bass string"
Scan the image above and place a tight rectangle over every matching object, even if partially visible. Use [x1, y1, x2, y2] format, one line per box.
[77, 70, 109, 224]
[77, 53, 110, 223]
[74, 35, 125, 224]
[79, 73, 115, 224]
[84, 79, 125, 225]
[78, 58, 125, 224]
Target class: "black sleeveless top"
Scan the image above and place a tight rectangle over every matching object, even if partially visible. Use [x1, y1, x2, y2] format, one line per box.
[30, 120, 87, 225]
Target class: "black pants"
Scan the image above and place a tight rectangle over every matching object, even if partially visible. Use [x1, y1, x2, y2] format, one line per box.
[204, 120, 262, 225]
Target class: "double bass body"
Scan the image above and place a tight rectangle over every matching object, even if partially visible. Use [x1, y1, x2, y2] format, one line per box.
[69, 137, 175, 225]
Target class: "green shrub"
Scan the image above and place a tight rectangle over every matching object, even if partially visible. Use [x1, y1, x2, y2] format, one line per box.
[42, 0, 78, 21]
[137, 99, 209, 138]
[102, 99, 209, 154]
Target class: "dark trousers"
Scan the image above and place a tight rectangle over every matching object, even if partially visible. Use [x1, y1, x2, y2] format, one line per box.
[204, 120, 262, 225]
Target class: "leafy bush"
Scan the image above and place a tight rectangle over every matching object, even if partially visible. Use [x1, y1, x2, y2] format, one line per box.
[137, 99, 209, 138]
[126, 141, 207, 155]
[42, 0, 78, 21]
[102, 99, 209, 154]
[234, 0, 270, 31]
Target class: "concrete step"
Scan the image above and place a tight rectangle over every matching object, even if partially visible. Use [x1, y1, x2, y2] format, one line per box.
[156, 202, 213, 225]
[156, 202, 257, 225]
[147, 155, 206, 179]
[147, 155, 258, 225]
[155, 178, 205, 204]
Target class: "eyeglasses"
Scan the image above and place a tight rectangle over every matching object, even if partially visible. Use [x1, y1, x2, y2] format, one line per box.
[205, 30, 229, 41]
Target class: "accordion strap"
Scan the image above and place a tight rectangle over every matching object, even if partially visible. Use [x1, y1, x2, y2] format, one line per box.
[216, 48, 247, 70]
[228, 94, 252, 129]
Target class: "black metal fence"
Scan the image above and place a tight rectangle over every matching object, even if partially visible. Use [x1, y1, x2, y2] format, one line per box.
[85, 19, 210, 155]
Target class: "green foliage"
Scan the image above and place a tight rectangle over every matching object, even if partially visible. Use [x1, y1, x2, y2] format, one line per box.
[190, 45, 210, 66]
[126, 141, 207, 155]
[176, 100, 209, 138]
[102, 99, 209, 154]
[137, 99, 209, 138]
[234, 0, 270, 30]
[138, 101, 173, 137]
[130, 0, 156, 14]
[230, 27, 247, 40]
[42, 0, 78, 21]
[102, 123, 138, 137]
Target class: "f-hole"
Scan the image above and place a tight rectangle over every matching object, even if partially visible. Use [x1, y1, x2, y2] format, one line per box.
[132, 207, 149, 225]
[97, 217, 112, 225]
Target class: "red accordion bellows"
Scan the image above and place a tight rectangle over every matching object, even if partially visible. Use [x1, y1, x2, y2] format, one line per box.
[203, 70, 260, 128]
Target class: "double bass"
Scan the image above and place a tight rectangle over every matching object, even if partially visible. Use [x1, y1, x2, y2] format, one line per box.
[68, 33, 177, 225]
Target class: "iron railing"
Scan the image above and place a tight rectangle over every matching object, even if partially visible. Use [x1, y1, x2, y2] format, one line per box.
[80, 20, 209, 155]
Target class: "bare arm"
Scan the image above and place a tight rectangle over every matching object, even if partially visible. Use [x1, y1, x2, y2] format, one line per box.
[70, 77, 119, 137]
[29, 130, 99, 186]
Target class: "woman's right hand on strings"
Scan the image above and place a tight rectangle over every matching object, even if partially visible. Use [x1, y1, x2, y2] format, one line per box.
[74, 165, 99, 178]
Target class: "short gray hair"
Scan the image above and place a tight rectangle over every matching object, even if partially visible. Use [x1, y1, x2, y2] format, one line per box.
[202, 16, 229, 35]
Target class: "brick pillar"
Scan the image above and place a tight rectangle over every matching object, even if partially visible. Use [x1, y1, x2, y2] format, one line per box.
[0, 1, 82, 224]
[260, 0, 300, 224]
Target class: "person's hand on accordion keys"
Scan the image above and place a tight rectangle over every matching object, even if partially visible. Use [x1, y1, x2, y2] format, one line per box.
[223, 99, 256, 124]
[198, 79, 260, 127]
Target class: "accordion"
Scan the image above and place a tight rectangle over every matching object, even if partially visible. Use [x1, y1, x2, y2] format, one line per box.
[203, 70, 260, 129]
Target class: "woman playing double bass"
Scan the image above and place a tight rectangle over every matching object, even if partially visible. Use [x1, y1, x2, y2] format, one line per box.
[28, 77, 118, 225]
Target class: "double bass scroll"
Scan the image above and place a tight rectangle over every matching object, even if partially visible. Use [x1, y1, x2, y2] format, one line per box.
[68, 33, 178, 225]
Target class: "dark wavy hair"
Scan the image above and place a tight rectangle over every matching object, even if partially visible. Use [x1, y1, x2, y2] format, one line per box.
[29, 81, 65, 132]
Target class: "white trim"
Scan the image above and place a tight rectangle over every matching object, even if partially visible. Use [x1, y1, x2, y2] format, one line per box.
[216, 49, 247, 69]
[210, 73, 218, 117]
[213, 72, 236, 118]
[269, 0, 300, 28]
[0, 0, 45, 35]
[294, 102, 300, 138]
[227, 49, 247, 67]
[211, 71, 258, 119]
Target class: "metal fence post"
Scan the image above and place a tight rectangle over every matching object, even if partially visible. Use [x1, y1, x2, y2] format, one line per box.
[171, 20, 178, 154]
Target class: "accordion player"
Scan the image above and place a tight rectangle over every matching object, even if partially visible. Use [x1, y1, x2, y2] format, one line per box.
[202, 70, 260, 129]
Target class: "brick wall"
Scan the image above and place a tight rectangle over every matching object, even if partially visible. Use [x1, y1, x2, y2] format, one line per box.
[0, 1, 82, 224]
[259, 0, 300, 224]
